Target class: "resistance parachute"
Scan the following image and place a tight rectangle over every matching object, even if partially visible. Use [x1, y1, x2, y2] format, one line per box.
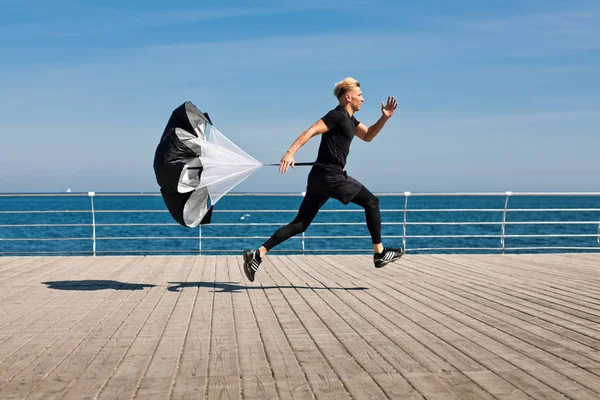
[153, 101, 261, 227]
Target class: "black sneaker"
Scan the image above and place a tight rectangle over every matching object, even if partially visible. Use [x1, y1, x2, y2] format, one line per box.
[374, 247, 404, 268]
[243, 249, 262, 282]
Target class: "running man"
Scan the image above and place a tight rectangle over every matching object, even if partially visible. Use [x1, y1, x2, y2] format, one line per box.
[243, 77, 404, 281]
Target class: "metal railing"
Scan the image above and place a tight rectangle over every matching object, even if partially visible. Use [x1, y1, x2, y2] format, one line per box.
[0, 191, 599, 256]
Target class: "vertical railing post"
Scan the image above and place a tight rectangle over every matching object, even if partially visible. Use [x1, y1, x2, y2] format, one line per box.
[89, 192, 96, 256]
[501, 191, 512, 254]
[597, 219, 599, 250]
[301, 191, 306, 255]
[403, 191, 410, 251]
[199, 225, 202, 255]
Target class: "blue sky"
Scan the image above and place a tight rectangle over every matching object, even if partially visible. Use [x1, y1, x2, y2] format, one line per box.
[1, 0, 598, 193]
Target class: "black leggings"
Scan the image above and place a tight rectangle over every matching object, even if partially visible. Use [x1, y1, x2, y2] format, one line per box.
[262, 186, 381, 251]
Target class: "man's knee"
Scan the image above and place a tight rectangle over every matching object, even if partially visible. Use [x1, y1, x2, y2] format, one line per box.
[290, 220, 309, 234]
[365, 194, 380, 210]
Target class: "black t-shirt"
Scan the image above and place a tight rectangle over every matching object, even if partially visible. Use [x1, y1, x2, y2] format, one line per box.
[314, 105, 360, 172]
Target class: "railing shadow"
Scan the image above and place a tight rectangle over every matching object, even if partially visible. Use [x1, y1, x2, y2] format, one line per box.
[169, 281, 368, 293]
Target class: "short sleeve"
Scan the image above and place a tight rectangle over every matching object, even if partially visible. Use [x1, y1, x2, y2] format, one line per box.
[351, 115, 360, 127]
[321, 110, 344, 130]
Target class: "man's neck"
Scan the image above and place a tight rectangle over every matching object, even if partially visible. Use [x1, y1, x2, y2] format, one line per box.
[341, 103, 354, 117]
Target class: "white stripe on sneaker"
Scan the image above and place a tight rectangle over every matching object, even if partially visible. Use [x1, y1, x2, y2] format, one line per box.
[251, 260, 259, 271]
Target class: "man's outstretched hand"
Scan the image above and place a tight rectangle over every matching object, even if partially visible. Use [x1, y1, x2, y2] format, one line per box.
[381, 96, 398, 119]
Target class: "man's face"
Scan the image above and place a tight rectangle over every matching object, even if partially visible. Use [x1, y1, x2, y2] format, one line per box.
[347, 87, 364, 112]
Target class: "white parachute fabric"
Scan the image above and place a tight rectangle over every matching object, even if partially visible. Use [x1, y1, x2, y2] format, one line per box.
[198, 123, 262, 204]
[175, 119, 262, 217]
[182, 187, 209, 227]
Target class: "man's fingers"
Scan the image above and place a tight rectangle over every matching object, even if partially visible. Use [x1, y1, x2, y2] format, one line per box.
[279, 159, 294, 173]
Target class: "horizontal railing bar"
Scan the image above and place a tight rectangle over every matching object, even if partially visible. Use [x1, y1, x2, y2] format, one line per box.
[506, 221, 600, 225]
[0, 210, 93, 214]
[1, 191, 599, 197]
[504, 234, 599, 238]
[0, 209, 397, 214]
[1, 221, 599, 228]
[0, 250, 95, 255]
[3, 221, 599, 229]
[406, 221, 600, 225]
[508, 208, 600, 212]
[87, 249, 378, 254]
[0, 224, 93, 228]
[401, 192, 600, 197]
[0, 238, 92, 241]
[2, 246, 596, 256]
[409, 234, 599, 239]
[2, 233, 598, 242]
[409, 235, 501, 238]
[408, 247, 502, 251]
[407, 208, 600, 213]
[1, 208, 598, 216]
[407, 209, 502, 213]
[407, 246, 600, 251]
[94, 223, 178, 227]
[505, 246, 600, 250]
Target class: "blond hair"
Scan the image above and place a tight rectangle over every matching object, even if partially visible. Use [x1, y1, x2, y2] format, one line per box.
[333, 77, 360, 98]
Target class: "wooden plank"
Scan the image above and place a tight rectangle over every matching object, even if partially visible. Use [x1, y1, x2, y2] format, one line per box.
[0, 257, 45, 278]
[314, 255, 568, 400]
[305, 255, 518, 400]
[169, 256, 215, 399]
[413, 256, 600, 336]
[255, 256, 349, 399]
[133, 256, 207, 399]
[227, 255, 279, 399]
[0, 257, 85, 330]
[0, 257, 138, 386]
[403, 260, 600, 365]
[3, 256, 152, 399]
[25, 256, 165, 400]
[262, 255, 391, 399]
[231, 256, 315, 399]
[0, 256, 86, 289]
[271, 255, 426, 399]
[95, 256, 194, 399]
[407, 262, 600, 350]
[452, 255, 600, 315]
[205, 256, 241, 400]
[0, 256, 144, 329]
[59, 256, 188, 400]
[339, 255, 600, 399]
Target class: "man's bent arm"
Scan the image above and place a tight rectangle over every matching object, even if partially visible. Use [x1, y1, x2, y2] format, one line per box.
[355, 116, 390, 142]
[279, 119, 329, 173]
[285, 119, 329, 155]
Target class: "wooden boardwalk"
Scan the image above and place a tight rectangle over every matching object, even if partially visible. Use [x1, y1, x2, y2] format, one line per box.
[0, 254, 599, 399]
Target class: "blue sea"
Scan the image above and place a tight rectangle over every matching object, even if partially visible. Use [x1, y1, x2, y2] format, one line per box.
[0, 194, 599, 256]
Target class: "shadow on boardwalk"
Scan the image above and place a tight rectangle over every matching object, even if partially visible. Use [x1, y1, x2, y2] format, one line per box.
[41, 280, 368, 293]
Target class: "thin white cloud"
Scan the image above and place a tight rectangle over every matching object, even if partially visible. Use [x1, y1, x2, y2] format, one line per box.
[0, 0, 367, 37]
[441, 7, 600, 57]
